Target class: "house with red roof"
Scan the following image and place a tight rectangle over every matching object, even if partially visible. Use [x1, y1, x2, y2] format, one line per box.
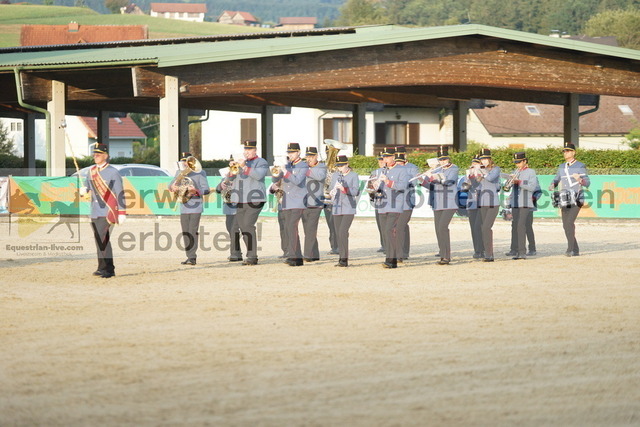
[20, 23, 148, 46]
[150, 3, 207, 22]
[217, 11, 259, 26]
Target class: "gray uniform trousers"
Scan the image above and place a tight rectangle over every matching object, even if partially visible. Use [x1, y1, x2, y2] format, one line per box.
[180, 213, 201, 261]
[397, 209, 413, 259]
[233, 202, 264, 261]
[284, 208, 304, 260]
[468, 208, 483, 256]
[479, 206, 499, 258]
[510, 207, 531, 256]
[302, 207, 322, 259]
[526, 210, 536, 252]
[277, 209, 288, 256]
[434, 209, 456, 260]
[561, 205, 581, 254]
[91, 217, 114, 273]
[225, 214, 242, 258]
[333, 214, 354, 260]
[375, 208, 385, 249]
[380, 212, 402, 260]
[324, 204, 338, 252]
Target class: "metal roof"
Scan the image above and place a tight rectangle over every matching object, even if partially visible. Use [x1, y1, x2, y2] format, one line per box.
[1, 24, 639, 71]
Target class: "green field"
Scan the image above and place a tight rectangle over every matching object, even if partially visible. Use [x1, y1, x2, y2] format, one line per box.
[0, 4, 268, 48]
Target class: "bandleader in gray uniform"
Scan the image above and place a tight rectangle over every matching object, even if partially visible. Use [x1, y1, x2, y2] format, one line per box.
[506, 151, 539, 260]
[328, 155, 360, 267]
[228, 140, 269, 265]
[272, 142, 309, 266]
[476, 149, 501, 262]
[378, 147, 411, 269]
[369, 153, 387, 253]
[81, 143, 126, 279]
[421, 146, 459, 265]
[216, 166, 242, 262]
[549, 142, 590, 257]
[170, 152, 210, 265]
[302, 146, 327, 262]
[394, 147, 419, 261]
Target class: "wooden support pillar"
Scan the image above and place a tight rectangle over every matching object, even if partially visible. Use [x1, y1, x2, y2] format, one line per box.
[352, 103, 366, 156]
[48, 80, 66, 176]
[23, 113, 36, 176]
[564, 93, 579, 147]
[97, 110, 110, 147]
[453, 100, 468, 153]
[179, 108, 190, 156]
[160, 76, 180, 174]
[261, 105, 275, 164]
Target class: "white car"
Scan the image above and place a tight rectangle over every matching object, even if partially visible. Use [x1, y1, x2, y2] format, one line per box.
[71, 164, 171, 179]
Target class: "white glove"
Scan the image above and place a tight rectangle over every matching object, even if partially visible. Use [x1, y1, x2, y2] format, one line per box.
[118, 214, 126, 225]
[79, 187, 88, 196]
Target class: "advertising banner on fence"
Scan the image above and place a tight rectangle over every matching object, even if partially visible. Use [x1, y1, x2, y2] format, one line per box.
[6, 175, 640, 219]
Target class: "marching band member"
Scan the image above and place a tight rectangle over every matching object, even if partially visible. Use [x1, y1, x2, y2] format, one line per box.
[549, 142, 590, 257]
[394, 146, 419, 261]
[302, 146, 327, 262]
[268, 179, 287, 259]
[169, 152, 210, 266]
[462, 156, 484, 259]
[323, 145, 339, 256]
[80, 143, 126, 278]
[476, 149, 501, 262]
[328, 155, 360, 267]
[378, 147, 410, 268]
[216, 164, 242, 262]
[227, 140, 269, 266]
[506, 151, 539, 260]
[272, 142, 309, 266]
[420, 146, 459, 265]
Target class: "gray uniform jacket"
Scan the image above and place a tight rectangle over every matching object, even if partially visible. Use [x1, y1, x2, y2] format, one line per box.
[273, 159, 309, 210]
[477, 166, 501, 207]
[552, 160, 590, 204]
[84, 164, 125, 219]
[228, 156, 268, 204]
[402, 162, 420, 210]
[370, 166, 387, 209]
[424, 164, 459, 211]
[508, 167, 539, 209]
[461, 174, 480, 210]
[174, 170, 210, 214]
[330, 170, 360, 216]
[304, 161, 327, 208]
[379, 164, 410, 214]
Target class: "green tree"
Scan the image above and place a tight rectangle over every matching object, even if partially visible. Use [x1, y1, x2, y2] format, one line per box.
[583, 8, 640, 49]
[0, 122, 16, 155]
[104, 0, 128, 14]
[622, 123, 640, 149]
[335, 0, 389, 26]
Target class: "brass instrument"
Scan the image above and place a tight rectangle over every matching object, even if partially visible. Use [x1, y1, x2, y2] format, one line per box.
[502, 168, 521, 192]
[228, 154, 240, 176]
[410, 164, 445, 183]
[323, 139, 348, 204]
[170, 155, 202, 203]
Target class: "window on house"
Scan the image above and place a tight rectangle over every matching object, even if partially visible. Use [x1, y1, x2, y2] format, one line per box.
[240, 118, 257, 142]
[10, 122, 22, 132]
[525, 106, 541, 115]
[386, 122, 407, 145]
[322, 118, 352, 143]
[618, 105, 633, 115]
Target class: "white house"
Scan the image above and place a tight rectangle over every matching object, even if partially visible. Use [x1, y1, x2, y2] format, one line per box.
[150, 3, 207, 23]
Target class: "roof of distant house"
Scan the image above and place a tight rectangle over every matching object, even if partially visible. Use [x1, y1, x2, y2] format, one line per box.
[220, 11, 258, 22]
[278, 17, 318, 25]
[473, 96, 640, 135]
[566, 35, 618, 47]
[80, 116, 146, 139]
[150, 3, 206, 13]
[20, 24, 148, 46]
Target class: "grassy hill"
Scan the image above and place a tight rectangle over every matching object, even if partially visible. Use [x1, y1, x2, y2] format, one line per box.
[0, 5, 269, 48]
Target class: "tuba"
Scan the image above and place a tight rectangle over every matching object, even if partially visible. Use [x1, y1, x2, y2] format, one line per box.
[323, 139, 348, 204]
[170, 155, 202, 203]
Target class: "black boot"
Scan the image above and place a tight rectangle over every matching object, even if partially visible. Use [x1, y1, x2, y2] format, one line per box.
[335, 258, 348, 267]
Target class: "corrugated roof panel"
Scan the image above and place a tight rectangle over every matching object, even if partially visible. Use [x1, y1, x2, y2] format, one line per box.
[1, 24, 639, 71]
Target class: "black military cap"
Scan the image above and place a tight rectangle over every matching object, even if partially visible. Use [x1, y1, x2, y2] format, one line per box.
[242, 140, 257, 148]
[563, 142, 576, 151]
[180, 152, 192, 161]
[286, 142, 301, 152]
[437, 146, 450, 160]
[381, 147, 395, 157]
[479, 148, 492, 159]
[92, 143, 108, 154]
[306, 146, 318, 155]
[335, 155, 349, 165]
[513, 151, 527, 163]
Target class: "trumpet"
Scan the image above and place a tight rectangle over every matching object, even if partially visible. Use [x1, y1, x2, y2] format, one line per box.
[409, 165, 444, 183]
[228, 154, 241, 175]
[502, 168, 522, 192]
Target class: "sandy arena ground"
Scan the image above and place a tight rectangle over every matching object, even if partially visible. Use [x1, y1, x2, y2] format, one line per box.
[1, 214, 639, 426]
